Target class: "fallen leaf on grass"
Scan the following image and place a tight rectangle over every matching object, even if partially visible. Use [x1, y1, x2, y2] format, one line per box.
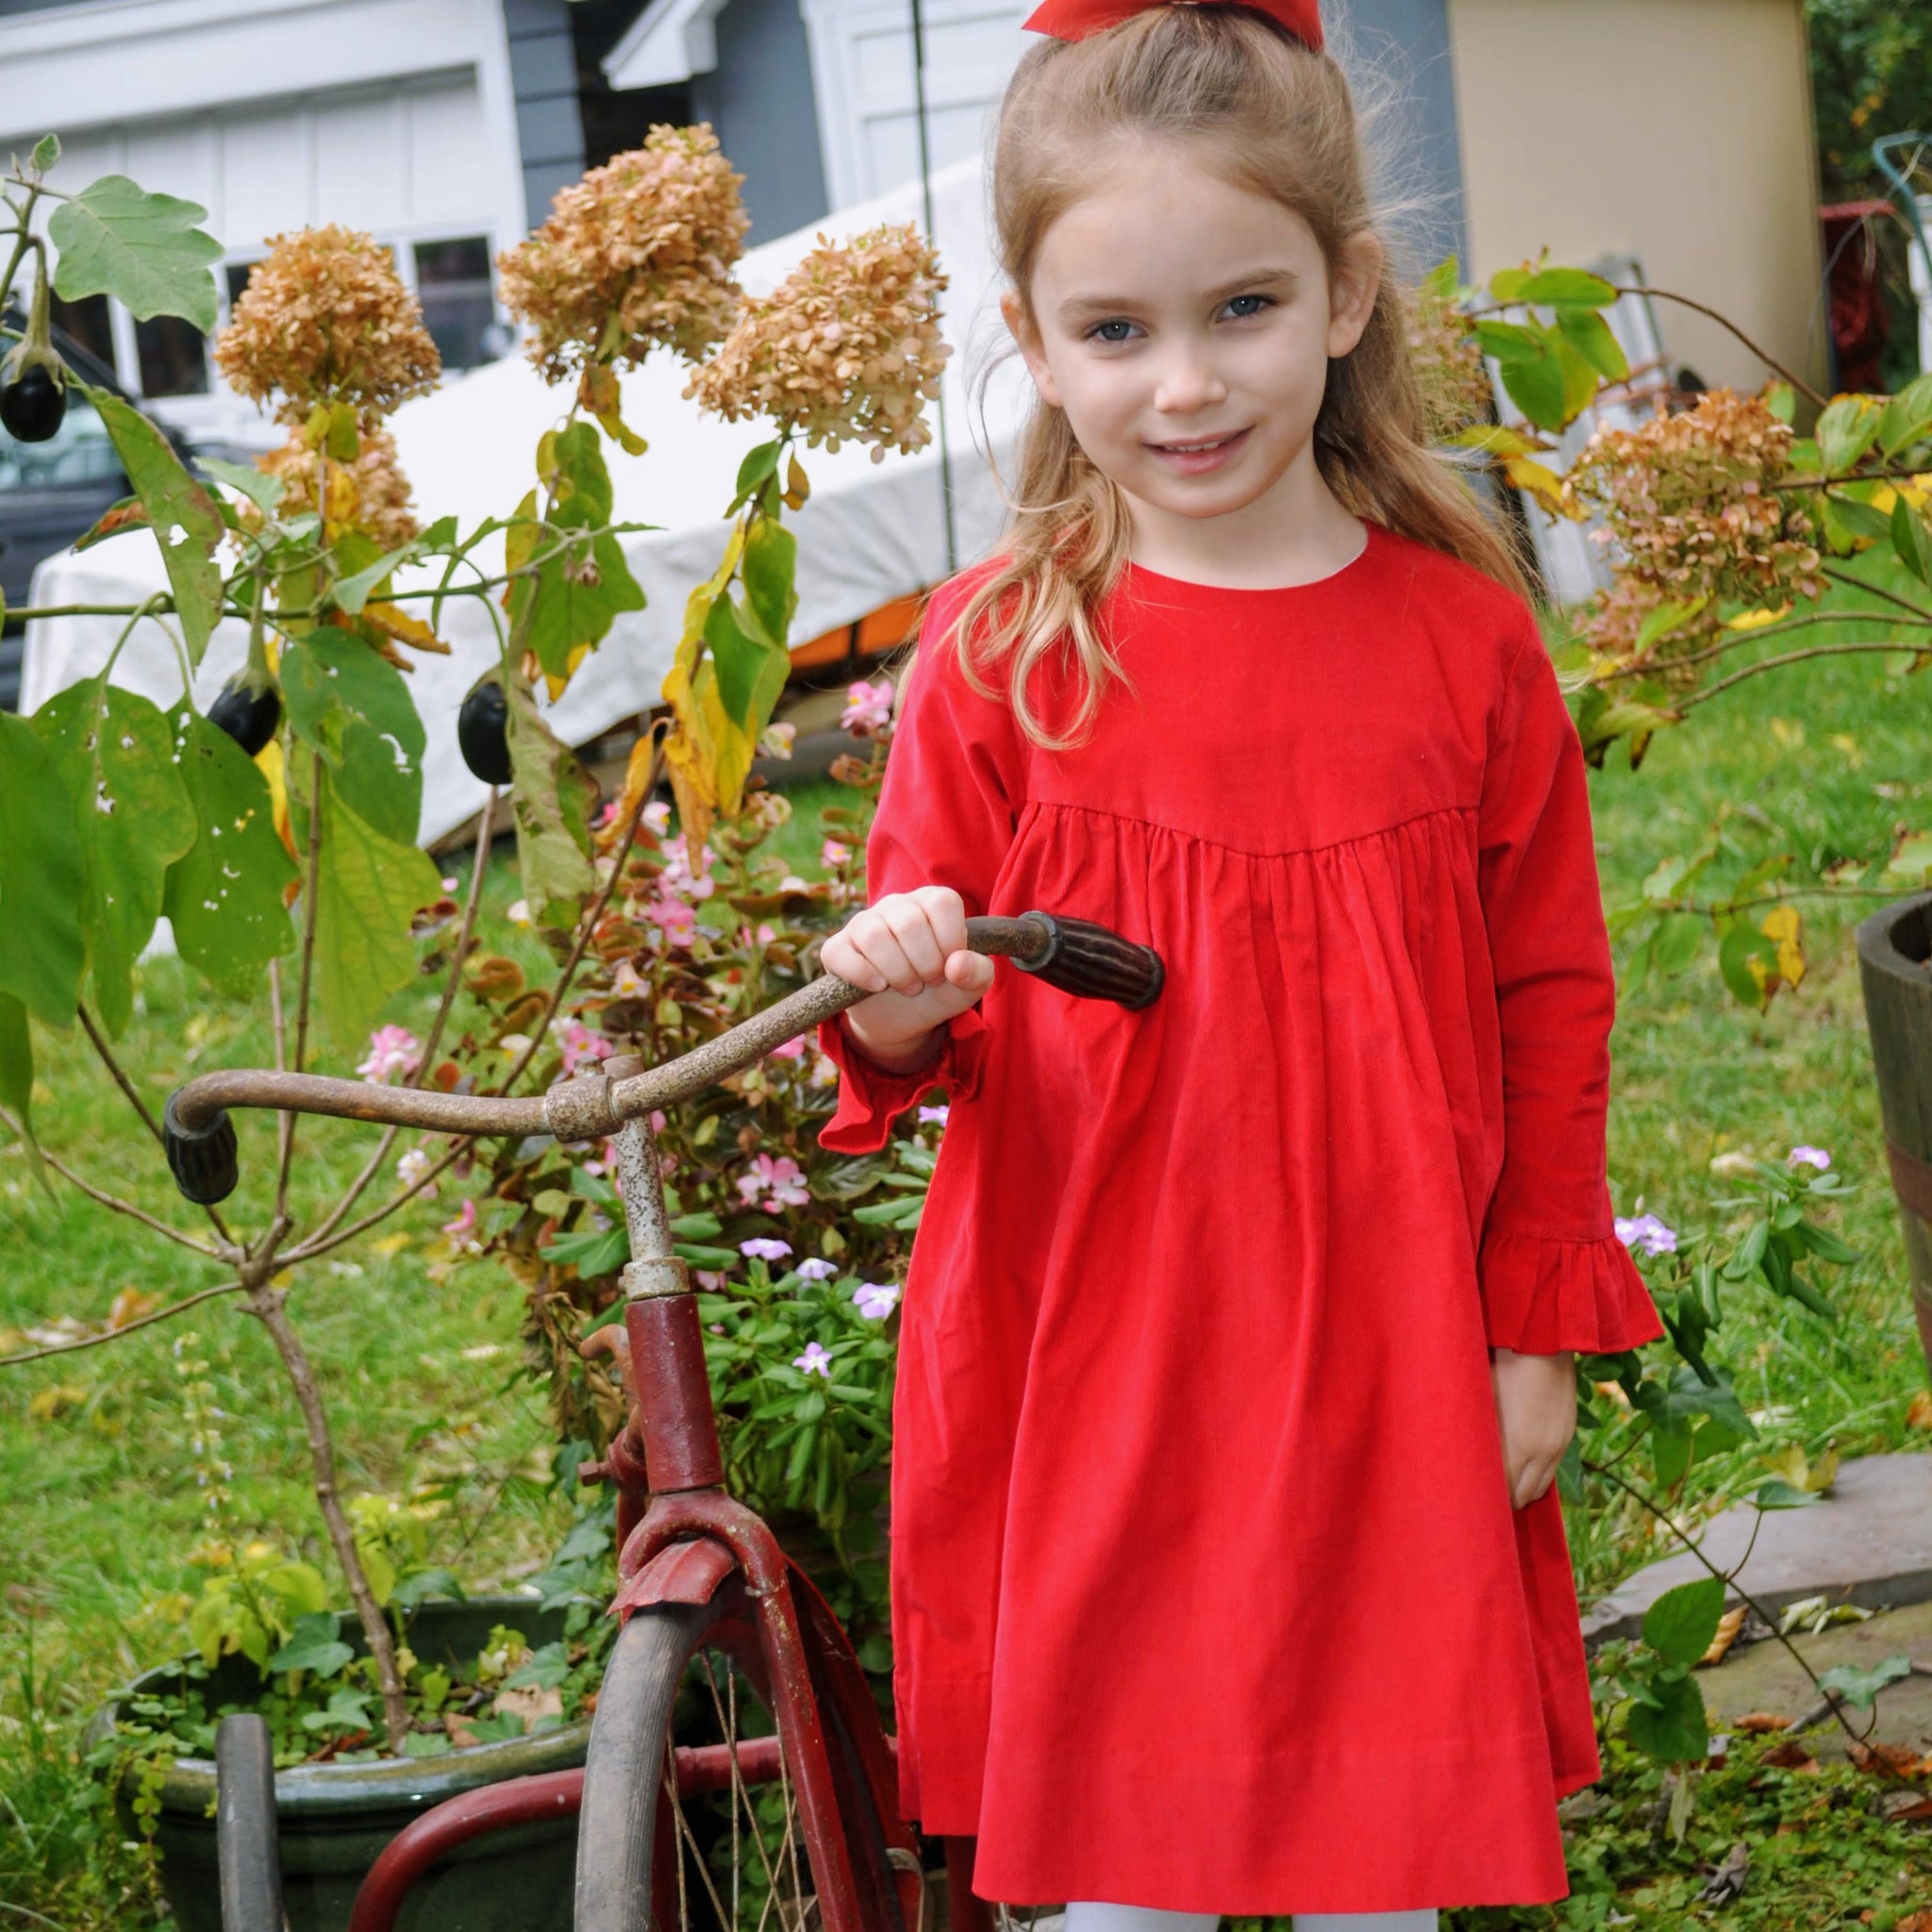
[444, 1713, 482, 1748]
[1758, 1740, 1820, 1771]
[28, 1384, 90, 1420]
[1876, 1790, 1932, 1824]
[1701, 1605, 1748, 1666]
[107, 1287, 161, 1329]
[1845, 1740, 1926, 1779]
[1730, 1712, 1792, 1733]
[1906, 1389, 1932, 1430]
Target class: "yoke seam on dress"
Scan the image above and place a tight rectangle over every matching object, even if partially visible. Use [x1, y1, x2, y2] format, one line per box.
[1017, 796, 1478, 862]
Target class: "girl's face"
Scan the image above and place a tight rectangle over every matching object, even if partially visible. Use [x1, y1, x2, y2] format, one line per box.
[1001, 141, 1381, 558]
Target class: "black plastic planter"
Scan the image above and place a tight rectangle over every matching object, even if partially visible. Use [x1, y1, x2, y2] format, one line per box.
[90, 1597, 591, 1932]
[1857, 889, 1932, 1383]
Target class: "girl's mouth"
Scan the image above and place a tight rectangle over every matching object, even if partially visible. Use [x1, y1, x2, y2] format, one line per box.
[1145, 426, 1251, 474]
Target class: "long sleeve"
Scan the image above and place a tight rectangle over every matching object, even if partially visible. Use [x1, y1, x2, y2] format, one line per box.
[815, 572, 1025, 1155]
[1474, 619, 1665, 1357]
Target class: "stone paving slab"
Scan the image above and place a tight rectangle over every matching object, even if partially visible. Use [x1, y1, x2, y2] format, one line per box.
[1696, 1595, 1932, 1752]
[1582, 1453, 1932, 1648]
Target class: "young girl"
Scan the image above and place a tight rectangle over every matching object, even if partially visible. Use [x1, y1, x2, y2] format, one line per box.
[815, 3, 1665, 1925]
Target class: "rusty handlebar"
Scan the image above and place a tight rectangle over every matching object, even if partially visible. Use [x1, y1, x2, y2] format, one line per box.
[160, 910, 1163, 1205]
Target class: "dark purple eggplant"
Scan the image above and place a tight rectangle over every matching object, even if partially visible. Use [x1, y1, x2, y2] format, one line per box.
[458, 679, 513, 786]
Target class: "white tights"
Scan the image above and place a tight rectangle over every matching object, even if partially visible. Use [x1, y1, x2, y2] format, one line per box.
[1065, 1903, 1439, 1932]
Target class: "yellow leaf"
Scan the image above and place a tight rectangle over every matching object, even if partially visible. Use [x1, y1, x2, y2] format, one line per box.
[595, 408, 646, 457]
[256, 735, 295, 867]
[364, 603, 450, 654]
[1758, 905, 1805, 990]
[1501, 454, 1576, 518]
[29, 1384, 89, 1421]
[542, 641, 592, 704]
[108, 1287, 160, 1329]
[783, 452, 811, 509]
[1725, 604, 1791, 631]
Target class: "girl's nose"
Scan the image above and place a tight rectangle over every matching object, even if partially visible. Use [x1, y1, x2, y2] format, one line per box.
[1153, 344, 1228, 414]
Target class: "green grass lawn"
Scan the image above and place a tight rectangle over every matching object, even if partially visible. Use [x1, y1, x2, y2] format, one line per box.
[2, 669, 1929, 1927]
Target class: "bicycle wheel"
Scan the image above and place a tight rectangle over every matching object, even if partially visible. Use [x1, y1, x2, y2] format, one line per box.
[575, 1595, 910, 1932]
[215, 1712, 285, 1932]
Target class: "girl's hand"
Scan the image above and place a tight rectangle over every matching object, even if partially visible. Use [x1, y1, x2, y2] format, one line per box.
[1490, 1347, 1577, 1508]
[821, 887, 995, 1069]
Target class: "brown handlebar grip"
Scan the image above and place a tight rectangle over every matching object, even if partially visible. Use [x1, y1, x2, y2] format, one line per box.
[164, 1091, 240, 1205]
[1009, 911, 1164, 1009]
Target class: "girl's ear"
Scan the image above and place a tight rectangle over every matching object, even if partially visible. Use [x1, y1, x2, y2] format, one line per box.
[1324, 231, 1384, 359]
[1000, 289, 1063, 408]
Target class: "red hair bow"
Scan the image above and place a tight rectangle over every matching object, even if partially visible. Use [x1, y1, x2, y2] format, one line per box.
[1020, 0, 1323, 51]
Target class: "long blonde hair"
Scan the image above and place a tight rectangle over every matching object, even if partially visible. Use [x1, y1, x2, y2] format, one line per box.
[941, 4, 1531, 750]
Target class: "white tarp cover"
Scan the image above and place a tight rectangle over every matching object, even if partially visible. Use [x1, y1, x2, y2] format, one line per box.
[21, 152, 1029, 845]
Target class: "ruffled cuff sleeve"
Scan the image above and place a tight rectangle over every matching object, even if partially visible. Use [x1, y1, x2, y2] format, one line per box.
[1477, 1225, 1667, 1356]
[814, 1008, 991, 1155]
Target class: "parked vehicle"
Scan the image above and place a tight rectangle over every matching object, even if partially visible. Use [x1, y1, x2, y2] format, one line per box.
[0, 309, 198, 710]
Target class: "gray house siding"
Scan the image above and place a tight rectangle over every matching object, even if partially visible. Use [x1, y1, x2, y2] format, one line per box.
[507, 0, 591, 226]
[1335, 0, 1467, 273]
[691, 0, 831, 242]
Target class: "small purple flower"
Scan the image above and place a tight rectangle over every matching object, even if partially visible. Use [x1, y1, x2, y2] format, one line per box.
[741, 1237, 793, 1262]
[1614, 1212, 1678, 1259]
[1788, 1145, 1832, 1172]
[917, 1105, 949, 1126]
[852, 1281, 901, 1320]
[796, 1257, 839, 1282]
[793, 1341, 833, 1377]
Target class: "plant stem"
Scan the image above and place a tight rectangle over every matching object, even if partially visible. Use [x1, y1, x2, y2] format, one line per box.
[1607, 286, 1828, 408]
[0, 1280, 247, 1365]
[299, 786, 498, 1252]
[1676, 640, 1923, 709]
[244, 1279, 410, 1752]
[275, 754, 325, 1220]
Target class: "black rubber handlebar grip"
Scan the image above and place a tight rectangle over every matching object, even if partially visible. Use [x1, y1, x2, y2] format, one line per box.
[164, 1092, 240, 1205]
[1010, 911, 1164, 1010]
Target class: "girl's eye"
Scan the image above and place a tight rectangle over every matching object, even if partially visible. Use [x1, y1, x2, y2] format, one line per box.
[1223, 293, 1273, 320]
[1087, 319, 1139, 344]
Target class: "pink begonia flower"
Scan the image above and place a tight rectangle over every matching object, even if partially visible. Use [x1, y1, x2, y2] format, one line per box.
[644, 896, 698, 946]
[852, 1281, 901, 1320]
[741, 1237, 793, 1261]
[736, 1153, 809, 1213]
[793, 1341, 834, 1377]
[609, 958, 649, 1000]
[559, 1021, 614, 1075]
[660, 834, 717, 902]
[796, 1257, 839, 1282]
[441, 1198, 478, 1243]
[358, 1024, 422, 1083]
[1788, 1146, 1832, 1172]
[595, 799, 624, 830]
[821, 839, 852, 868]
[917, 1104, 950, 1125]
[840, 678, 894, 738]
[770, 1036, 806, 1060]
[1614, 1213, 1677, 1258]
[696, 1269, 726, 1291]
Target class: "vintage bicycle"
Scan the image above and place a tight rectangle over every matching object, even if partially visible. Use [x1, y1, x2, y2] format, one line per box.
[161, 908, 1164, 1932]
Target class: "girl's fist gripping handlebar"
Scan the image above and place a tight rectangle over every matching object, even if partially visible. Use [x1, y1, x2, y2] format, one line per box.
[819, 886, 995, 1073]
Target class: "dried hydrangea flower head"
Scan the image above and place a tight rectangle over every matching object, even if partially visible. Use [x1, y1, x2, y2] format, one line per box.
[496, 125, 750, 383]
[1566, 389, 1823, 675]
[215, 225, 441, 427]
[685, 223, 951, 462]
[1404, 278, 1491, 443]
[255, 425, 424, 549]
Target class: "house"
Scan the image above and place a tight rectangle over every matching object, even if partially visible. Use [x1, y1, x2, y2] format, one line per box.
[0, 0, 1824, 448]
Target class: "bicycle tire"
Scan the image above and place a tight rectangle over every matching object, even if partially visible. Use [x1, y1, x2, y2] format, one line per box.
[576, 1600, 721, 1932]
[215, 1712, 285, 1932]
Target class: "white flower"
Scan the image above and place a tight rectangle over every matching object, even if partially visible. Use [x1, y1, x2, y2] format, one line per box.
[395, 1148, 435, 1191]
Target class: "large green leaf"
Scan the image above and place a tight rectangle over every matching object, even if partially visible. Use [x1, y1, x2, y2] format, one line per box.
[281, 633, 425, 846]
[91, 391, 225, 663]
[741, 517, 798, 649]
[0, 713, 87, 1027]
[310, 775, 441, 1049]
[1641, 1577, 1727, 1668]
[0, 994, 40, 1174]
[506, 678, 596, 926]
[36, 681, 196, 1035]
[162, 708, 296, 998]
[706, 592, 780, 727]
[49, 175, 222, 328]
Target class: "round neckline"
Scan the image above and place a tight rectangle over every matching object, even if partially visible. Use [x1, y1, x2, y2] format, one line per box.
[1122, 520, 1377, 595]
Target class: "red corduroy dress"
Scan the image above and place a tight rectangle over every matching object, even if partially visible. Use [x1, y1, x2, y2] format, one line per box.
[813, 522, 1665, 1914]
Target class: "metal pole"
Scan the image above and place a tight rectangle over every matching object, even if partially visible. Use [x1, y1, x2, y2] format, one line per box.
[908, 0, 960, 575]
